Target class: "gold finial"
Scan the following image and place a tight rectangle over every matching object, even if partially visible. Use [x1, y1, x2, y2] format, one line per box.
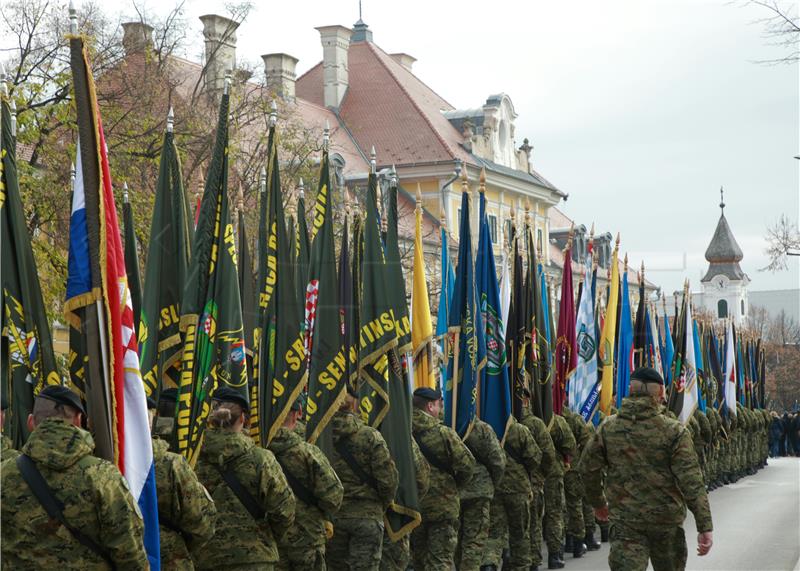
[479, 167, 486, 193]
[589, 222, 595, 240]
[615, 232, 620, 249]
[460, 165, 469, 193]
[237, 184, 244, 211]
[269, 100, 278, 127]
[565, 222, 575, 251]
[623, 252, 628, 273]
[524, 200, 531, 224]
[416, 182, 422, 208]
[640, 261, 645, 285]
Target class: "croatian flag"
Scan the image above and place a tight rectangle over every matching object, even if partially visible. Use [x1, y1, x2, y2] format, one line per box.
[67, 35, 160, 568]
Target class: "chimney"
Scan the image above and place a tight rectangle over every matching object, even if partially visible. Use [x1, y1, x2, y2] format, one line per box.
[390, 53, 416, 72]
[262, 53, 299, 101]
[200, 14, 240, 94]
[315, 25, 352, 110]
[121, 21, 154, 55]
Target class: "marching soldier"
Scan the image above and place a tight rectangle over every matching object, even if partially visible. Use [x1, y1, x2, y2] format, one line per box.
[545, 411, 577, 568]
[410, 387, 476, 571]
[327, 386, 399, 571]
[269, 398, 344, 570]
[562, 407, 601, 555]
[193, 387, 296, 570]
[1, 385, 148, 569]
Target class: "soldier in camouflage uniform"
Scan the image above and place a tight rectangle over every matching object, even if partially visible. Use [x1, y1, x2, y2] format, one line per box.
[562, 407, 601, 555]
[545, 412, 577, 568]
[193, 388, 296, 571]
[519, 389, 557, 570]
[580, 367, 713, 571]
[457, 417, 506, 570]
[1, 385, 148, 569]
[0, 397, 19, 462]
[410, 387, 475, 571]
[269, 399, 344, 570]
[485, 417, 542, 571]
[328, 388, 399, 571]
[380, 439, 430, 571]
[147, 397, 216, 570]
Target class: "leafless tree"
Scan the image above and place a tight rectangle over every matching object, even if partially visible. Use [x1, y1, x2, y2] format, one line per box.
[744, 0, 800, 64]
[761, 214, 800, 272]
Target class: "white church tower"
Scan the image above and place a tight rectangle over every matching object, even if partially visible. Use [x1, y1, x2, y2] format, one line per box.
[699, 189, 750, 324]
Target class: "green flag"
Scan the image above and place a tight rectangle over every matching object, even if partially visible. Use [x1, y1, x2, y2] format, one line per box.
[256, 122, 306, 446]
[1, 93, 60, 447]
[381, 174, 421, 541]
[176, 89, 248, 465]
[238, 208, 256, 382]
[139, 123, 191, 404]
[295, 186, 310, 309]
[304, 149, 347, 443]
[357, 172, 397, 428]
[122, 185, 142, 341]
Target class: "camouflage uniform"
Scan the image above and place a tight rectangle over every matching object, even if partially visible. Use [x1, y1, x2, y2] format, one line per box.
[486, 419, 542, 570]
[152, 437, 216, 570]
[410, 407, 475, 571]
[580, 396, 713, 571]
[380, 439, 430, 571]
[1, 434, 19, 461]
[545, 414, 576, 556]
[268, 426, 344, 570]
[457, 418, 506, 570]
[562, 408, 594, 544]
[695, 410, 712, 485]
[1, 418, 148, 570]
[194, 427, 296, 570]
[520, 408, 557, 568]
[327, 409, 398, 571]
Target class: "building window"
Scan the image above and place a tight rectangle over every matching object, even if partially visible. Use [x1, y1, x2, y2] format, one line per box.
[505, 219, 513, 244]
[488, 215, 498, 244]
[718, 299, 728, 319]
[741, 299, 745, 316]
[537, 228, 544, 255]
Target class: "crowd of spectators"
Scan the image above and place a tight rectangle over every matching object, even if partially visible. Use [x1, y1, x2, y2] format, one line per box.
[768, 411, 800, 457]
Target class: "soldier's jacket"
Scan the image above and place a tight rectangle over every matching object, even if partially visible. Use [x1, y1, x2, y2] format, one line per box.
[412, 439, 431, 500]
[520, 408, 557, 488]
[495, 418, 542, 496]
[411, 408, 475, 520]
[1, 418, 147, 570]
[268, 426, 344, 548]
[580, 396, 713, 532]
[563, 408, 592, 453]
[461, 418, 506, 501]
[1, 434, 19, 461]
[330, 409, 398, 520]
[152, 437, 216, 570]
[549, 413, 577, 476]
[696, 410, 712, 446]
[193, 428, 295, 569]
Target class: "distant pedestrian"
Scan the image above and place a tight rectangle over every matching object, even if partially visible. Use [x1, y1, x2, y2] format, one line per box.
[768, 412, 782, 458]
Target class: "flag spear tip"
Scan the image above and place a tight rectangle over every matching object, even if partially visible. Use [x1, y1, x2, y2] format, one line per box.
[389, 164, 397, 187]
[223, 70, 232, 95]
[589, 222, 595, 238]
[369, 146, 376, 174]
[478, 168, 486, 193]
[269, 100, 277, 127]
[122, 182, 129, 203]
[323, 120, 330, 148]
[416, 182, 422, 206]
[615, 232, 620, 246]
[166, 106, 174, 132]
[298, 177, 305, 199]
[69, 1, 77, 34]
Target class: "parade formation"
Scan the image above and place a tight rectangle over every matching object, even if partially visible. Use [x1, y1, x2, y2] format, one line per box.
[0, 4, 784, 571]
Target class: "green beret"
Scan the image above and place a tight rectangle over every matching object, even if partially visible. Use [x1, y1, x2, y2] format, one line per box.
[631, 367, 664, 386]
[212, 387, 250, 412]
[413, 387, 442, 401]
[37, 385, 85, 415]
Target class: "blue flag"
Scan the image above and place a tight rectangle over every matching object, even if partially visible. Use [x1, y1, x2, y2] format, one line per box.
[693, 320, 706, 412]
[663, 310, 675, 387]
[444, 189, 486, 437]
[615, 273, 634, 408]
[476, 189, 511, 440]
[437, 223, 456, 381]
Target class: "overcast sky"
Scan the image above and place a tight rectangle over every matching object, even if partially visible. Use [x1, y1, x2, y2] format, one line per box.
[112, 0, 798, 295]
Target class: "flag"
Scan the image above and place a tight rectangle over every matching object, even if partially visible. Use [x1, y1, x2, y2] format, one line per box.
[67, 35, 160, 567]
[662, 305, 675, 386]
[615, 269, 634, 408]
[499, 249, 512, 343]
[176, 86, 248, 462]
[633, 269, 647, 368]
[139, 118, 191, 404]
[238, 209, 256, 381]
[1, 90, 60, 448]
[436, 217, 456, 380]
[553, 238, 576, 416]
[536, 260, 554, 425]
[571, 246, 599, 421]
[338, 214, 357, 392]
[646, 303, 664, 377]
[506, 215, 526, 421]
[676, 294, 698, 424]
[599, 239, 619, 415]
[381, 174, 421, 541]
[257, 121, 306, 446]
[122, 186, 142, 341]
[475, 176, 511, 440]
[305, 148, 346, 443]
[444, 179, 485, 437]
[411, 190, 435, 390]
[693, 319, 706, 413]
[295, 186, 310, 309]
[356, 171, 397, 428]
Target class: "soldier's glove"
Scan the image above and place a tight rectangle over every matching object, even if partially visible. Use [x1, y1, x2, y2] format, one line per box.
[324, 520, 334, 539]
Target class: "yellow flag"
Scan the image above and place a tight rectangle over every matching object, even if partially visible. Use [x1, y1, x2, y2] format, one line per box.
[599, 238, 620, 415]
[411, 192, 434, 389]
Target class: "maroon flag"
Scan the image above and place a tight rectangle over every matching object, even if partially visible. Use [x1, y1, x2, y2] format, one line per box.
[554, 240, 577, 414]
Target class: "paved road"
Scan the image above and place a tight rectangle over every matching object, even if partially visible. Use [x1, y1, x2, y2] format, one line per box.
[564, 457, 800, 571]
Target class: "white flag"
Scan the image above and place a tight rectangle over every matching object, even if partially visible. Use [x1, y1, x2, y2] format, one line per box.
[724, 320, 737, 417]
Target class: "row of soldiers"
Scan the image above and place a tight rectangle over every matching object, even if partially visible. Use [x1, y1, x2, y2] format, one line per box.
[0, 379, 770, 571]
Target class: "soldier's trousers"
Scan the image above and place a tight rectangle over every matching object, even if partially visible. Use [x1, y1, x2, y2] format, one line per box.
[379, 532, 409, 571]
[487, 492, 531, 571]
[544, 474, 565, 553]
[410, 517, 458, 571]
[529, 487, 545, 567]
[456, 497, 491, 570]
[608, 522, 688, 571]
[327, 517, 384, 571]
[564, 469, 585, 537]
[277, 545, 326, 570]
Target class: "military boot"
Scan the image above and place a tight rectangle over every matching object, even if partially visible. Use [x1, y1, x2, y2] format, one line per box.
[573, 539, 587, 558]
[600, 524, 610, 542]
[585, 530, 601, 551]
[548, 552, 565, 569]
